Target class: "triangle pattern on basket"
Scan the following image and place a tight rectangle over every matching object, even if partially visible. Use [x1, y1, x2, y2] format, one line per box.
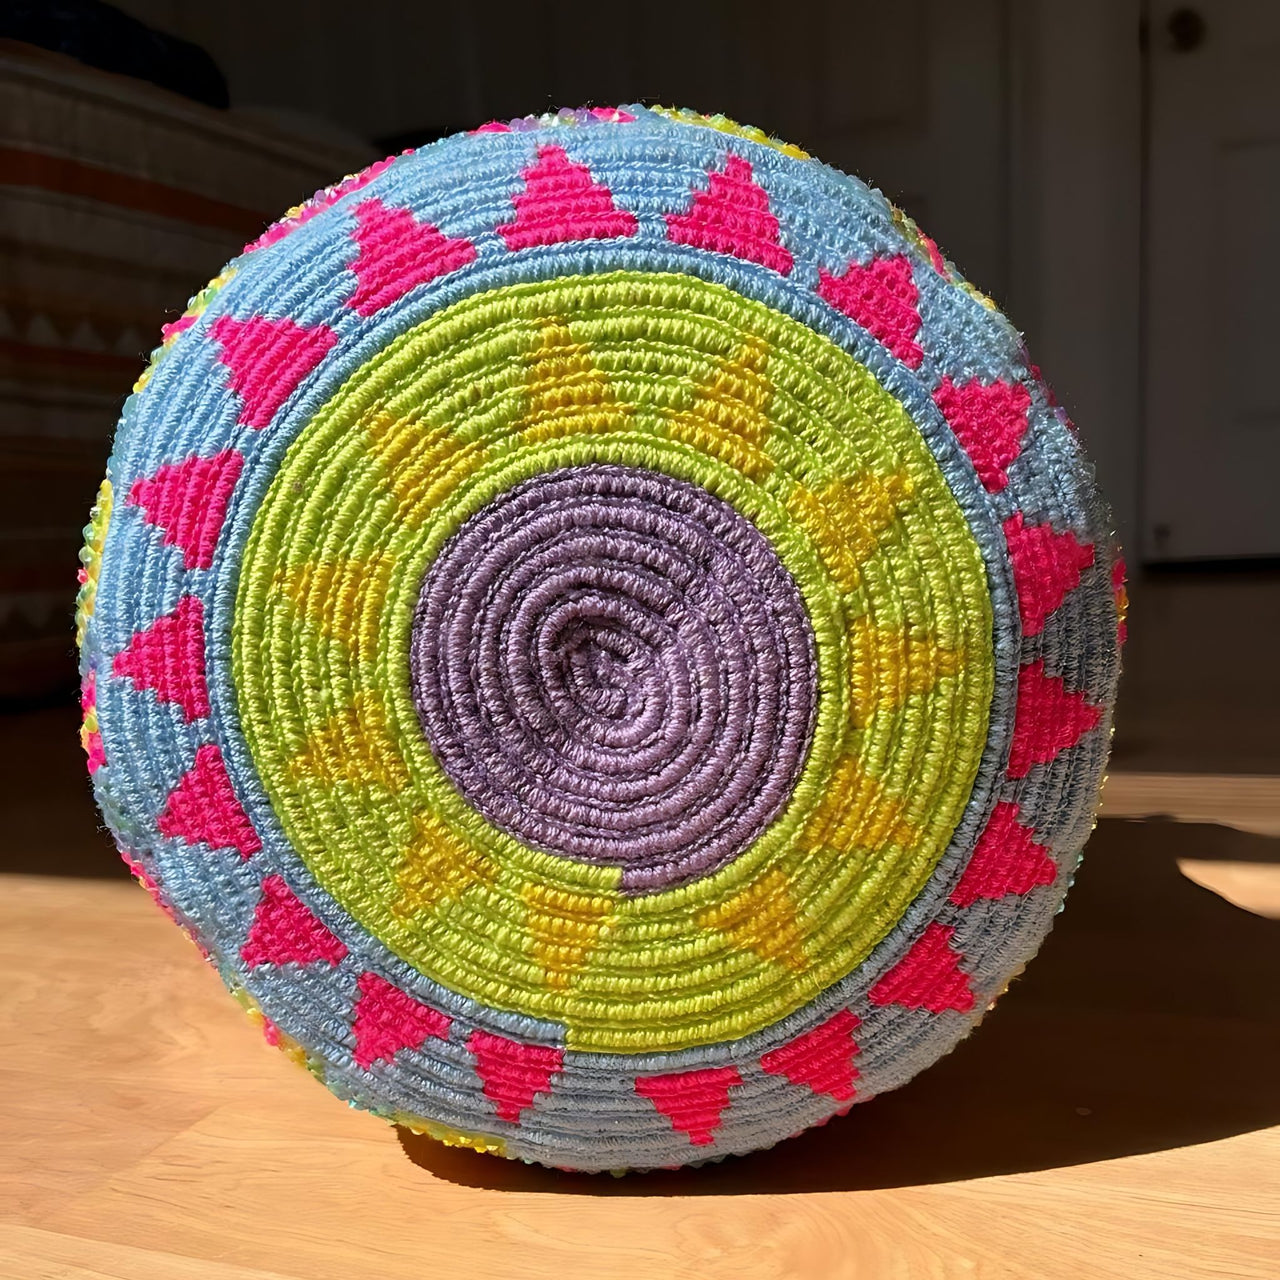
[128, 448, 243, 571]
[695, 867, 808, 971]
[951, 801, 1057, 907]
[112, 594, 209, 723]
[1004, 512, 1096, 636]
[241, 873, 347, 967]
[635, 1066, 743, 1146]
[760, 1009, 861, 1102]
[467, 1031, 564, 1122]
[498, 145, 637, 250]
[210, 314, 337, 429]
[156, 743, 261, 858]
[666, 154, 794, 274]
[662, 334, 775, 479]
[817, 254, 923, 368]
[351, 971, 451, 1068]
[869, 922, 974, 1013]
[348, 198, 477, 315]
[1008, 659, 1104, 779]
[933, 375, 1032, 493]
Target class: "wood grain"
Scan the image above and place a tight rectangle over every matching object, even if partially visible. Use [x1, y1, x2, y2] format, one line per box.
[1102, 771, 1280, 837]
[2, 820, 1277, 1279]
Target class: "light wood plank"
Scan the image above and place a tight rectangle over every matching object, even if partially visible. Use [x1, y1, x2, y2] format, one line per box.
[1102, 771, 1280, 836]
[0, 1224, 295, 1280]
[3, 816, 1277, 1280]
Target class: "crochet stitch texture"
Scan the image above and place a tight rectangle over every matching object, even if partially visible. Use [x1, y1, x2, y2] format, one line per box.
[77, 105, 1123, 1173]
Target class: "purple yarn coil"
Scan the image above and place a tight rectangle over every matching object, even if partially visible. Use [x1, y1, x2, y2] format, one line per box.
[410, 465, 818, 893]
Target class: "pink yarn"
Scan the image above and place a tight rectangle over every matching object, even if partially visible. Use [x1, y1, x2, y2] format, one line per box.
[156, 743, 261, 859]
[348, 199, 476, 316]
[817, 254, 923, 368]
[210, 315, 336, 430]
[467, 1031, 564, 1122]
[1004, 513, 1096, 637]
[128, 449, 243, 571]
[951, 801, 1057, 907]
[666, 154, 793, 274]
[1008, 660, 1103, 780]
[352, 972, 451, 1069]
[869, 923, 974, 1013]
[241, 874, 347, 967]
[635, 1066, 743, 1145]
[760, 1009, 861, 1102]
[933, 375, 1032, 493]
[498, 145, 637, 250]
[112, 595, 209, 723]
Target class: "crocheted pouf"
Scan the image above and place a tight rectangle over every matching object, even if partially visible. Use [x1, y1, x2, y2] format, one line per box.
[77, 107, 1125, 1173]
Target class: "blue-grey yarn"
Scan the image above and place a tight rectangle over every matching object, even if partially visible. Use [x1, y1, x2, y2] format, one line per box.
[82, 107, 1121, 1172]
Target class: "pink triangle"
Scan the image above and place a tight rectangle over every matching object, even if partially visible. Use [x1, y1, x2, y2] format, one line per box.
[348, 198, 477, 316]
[241, 873, 347, 967]
[869, 923, 974, 1013]
[112, 595, 209, 722]
[1004, 513, 1096, 636]
[817, 255, 923, 368]
[666, 154, 794, 275]
[933, 376, 1031, 493]
[1008, 659, 1103, 779]
[760, 1009, 861, 1103]
[351, 971, 451, 1068]
[467, 1031, 564, 1122]
[210, 315, 337, 429]
[128, 448, 243, 571]
[156, 743, 261, 858]
[497, 145, 637, 250]
[635, 1066, 743, 1145]
[951, 801, 1057, 907]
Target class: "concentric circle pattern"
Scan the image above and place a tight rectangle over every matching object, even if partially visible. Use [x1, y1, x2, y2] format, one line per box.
[411, 463, 819, 890]
[78, 105, 1123, 1172]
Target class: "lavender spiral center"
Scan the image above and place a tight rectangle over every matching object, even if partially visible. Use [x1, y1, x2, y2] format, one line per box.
[410, 465, 818, 893]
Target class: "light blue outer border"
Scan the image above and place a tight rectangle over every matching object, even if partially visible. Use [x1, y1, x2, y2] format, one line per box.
[82, 107, 1120, 1171]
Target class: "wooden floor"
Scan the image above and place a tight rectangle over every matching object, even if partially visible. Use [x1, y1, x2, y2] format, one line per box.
[1, 810, 1277, 1278]
[3, 558, 1280, 1280]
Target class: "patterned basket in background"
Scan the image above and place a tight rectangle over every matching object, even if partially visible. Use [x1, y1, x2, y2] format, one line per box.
[0, 42, 369, 698]
[77, 106, 1125, 1173]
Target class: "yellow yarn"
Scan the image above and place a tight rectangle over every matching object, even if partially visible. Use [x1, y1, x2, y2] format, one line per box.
[233, 271, 993, 1052]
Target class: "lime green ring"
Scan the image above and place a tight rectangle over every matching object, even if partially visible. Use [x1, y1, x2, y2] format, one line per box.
[233, 271, 993, 1052]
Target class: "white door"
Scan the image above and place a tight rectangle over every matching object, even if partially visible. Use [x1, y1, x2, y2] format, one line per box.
[1144, 0, 1280, 560]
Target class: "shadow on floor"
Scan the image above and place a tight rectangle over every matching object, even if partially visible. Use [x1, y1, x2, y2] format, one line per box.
[7, 703, 1276, 1191]
[400, 817, 1280, 1194]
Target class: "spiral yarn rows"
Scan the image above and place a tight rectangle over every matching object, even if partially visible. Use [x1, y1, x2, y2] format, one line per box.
[78, 106, 1122, 1172]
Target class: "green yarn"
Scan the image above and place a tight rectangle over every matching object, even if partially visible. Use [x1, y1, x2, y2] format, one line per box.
[233, 271, 992, 1052]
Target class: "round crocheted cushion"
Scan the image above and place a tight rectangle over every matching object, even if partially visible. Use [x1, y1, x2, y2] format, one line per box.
[77, 105, 1124, 1173]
